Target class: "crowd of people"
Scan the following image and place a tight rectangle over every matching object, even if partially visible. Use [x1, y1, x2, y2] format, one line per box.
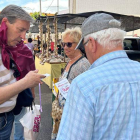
[0, 4, 140, 140]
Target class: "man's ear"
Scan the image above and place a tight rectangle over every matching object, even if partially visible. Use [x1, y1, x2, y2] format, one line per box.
[90, 37, 97, 53]
[0, 18, 8, 27]
[2, 17, 8, 23]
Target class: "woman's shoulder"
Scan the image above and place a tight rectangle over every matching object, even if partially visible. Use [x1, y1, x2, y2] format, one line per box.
[76, 56, 90, 65]
[80, 56, 89, 61]
[72, 56, 90, 70]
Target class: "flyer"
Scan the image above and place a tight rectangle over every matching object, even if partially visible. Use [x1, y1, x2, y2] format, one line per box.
[55, 79, 70, 99]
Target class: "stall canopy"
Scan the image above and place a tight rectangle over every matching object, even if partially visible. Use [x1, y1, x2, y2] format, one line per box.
[29, 11, 140, 33]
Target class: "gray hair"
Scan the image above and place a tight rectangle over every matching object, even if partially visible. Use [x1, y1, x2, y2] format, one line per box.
[0, 5, 34, 24]
[84, 28, 126, 50]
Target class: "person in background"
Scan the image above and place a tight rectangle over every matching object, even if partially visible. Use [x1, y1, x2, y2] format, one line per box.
[43, 41, 47, 50]
[51, 39, 54, 53]
[51, 27, 90, 140]
[26, 38, 34, 55]
[37, 35, 41, 52]
[57, 13, 140, 140]
[0, 5, 45, 140]
[57, 39, 62, 55]
[34, 44, 39, 55]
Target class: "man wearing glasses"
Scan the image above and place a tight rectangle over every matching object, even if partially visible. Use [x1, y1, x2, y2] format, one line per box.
[0, 5, 45, 140]
[57, 13, 140, 140]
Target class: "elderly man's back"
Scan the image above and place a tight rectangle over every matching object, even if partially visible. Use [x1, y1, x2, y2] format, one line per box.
[57, 50, 140, 140]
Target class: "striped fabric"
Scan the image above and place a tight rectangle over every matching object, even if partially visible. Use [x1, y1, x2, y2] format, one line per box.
[57, 50, 140, 140]
[0, 48, 17, 113]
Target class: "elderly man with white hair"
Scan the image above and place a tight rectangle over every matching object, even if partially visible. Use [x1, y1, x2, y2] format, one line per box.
[56, 13, 140, 140]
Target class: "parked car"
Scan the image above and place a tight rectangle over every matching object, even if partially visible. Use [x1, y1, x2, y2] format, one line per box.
[123, 36, 140, 62]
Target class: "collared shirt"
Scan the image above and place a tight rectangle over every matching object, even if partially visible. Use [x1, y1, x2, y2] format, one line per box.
[57, 50, 140, 140]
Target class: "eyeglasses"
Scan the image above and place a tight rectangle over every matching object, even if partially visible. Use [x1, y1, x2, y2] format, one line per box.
[83, 40, 89, 46]
[61, 42, 76, 48]
[10, 59, 21, 78]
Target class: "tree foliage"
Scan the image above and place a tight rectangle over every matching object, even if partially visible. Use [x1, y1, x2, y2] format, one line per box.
[30, 12, 40, 20]
[30, 12, 47, 20]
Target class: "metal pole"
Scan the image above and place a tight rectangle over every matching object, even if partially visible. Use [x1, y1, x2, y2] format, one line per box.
[72, 0, 76, 13]
[57, 0, 59, 13]
[69, 0, 70, 13]
[40, 0, 42, 16]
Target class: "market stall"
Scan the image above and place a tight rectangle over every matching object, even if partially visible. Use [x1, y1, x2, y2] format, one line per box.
[32, 11, 140, 88]
[35, 56, 66, 89]
[35, 11, 140, 33]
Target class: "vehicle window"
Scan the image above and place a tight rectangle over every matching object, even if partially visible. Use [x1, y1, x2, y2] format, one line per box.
[123, 39, 138, 50]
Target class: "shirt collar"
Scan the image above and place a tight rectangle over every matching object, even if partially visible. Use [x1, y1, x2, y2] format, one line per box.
[89, 50, 128, 69]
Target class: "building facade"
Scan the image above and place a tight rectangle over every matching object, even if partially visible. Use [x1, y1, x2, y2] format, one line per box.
[69, 0, 140, 16]
[69, 0, 140, 36]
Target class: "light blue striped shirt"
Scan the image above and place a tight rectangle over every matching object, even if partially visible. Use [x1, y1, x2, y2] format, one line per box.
[57, 50, 140, 140]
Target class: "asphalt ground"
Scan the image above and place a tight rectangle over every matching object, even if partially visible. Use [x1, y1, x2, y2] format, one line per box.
[10, 82, 52, 140]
